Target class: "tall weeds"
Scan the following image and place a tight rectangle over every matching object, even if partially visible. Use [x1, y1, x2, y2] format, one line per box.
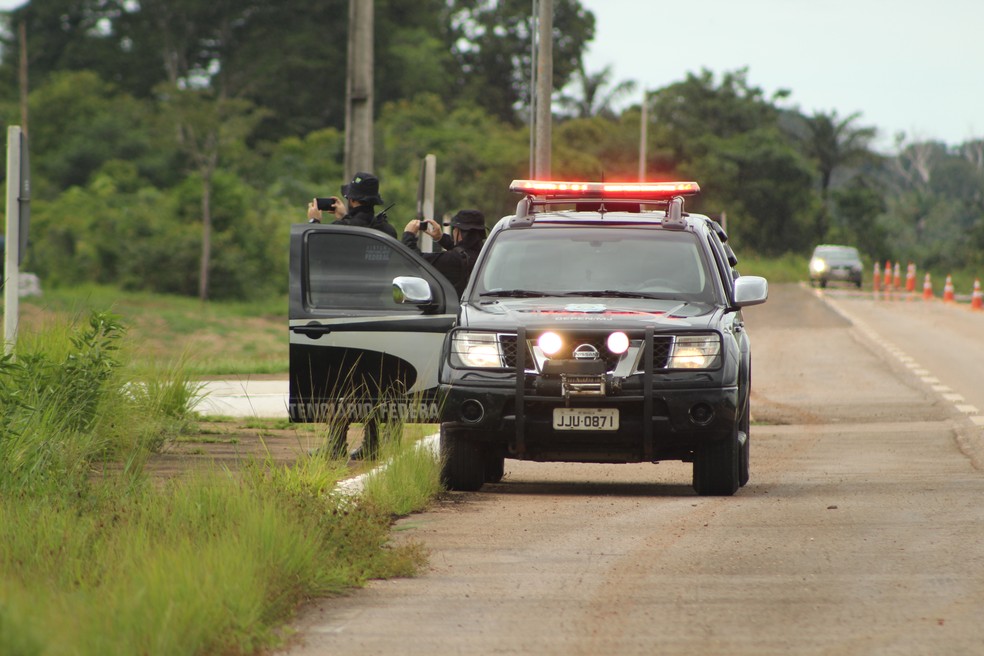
[0, 310, 439, 655]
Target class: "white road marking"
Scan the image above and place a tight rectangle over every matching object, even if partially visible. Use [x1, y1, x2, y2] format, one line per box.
[815, 286, 984, 435]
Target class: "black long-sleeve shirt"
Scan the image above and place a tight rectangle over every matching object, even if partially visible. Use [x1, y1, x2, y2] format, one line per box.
[402, 231, 480, 297]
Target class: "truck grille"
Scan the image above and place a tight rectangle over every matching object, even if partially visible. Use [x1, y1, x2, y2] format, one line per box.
[500, 332, 676, 372]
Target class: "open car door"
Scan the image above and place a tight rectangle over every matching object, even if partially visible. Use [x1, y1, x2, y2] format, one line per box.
[288, 223, 458, 424]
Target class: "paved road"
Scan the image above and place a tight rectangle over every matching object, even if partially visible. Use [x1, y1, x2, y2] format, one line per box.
[276, 283, 984, 655]
[821, 286, 984, 432]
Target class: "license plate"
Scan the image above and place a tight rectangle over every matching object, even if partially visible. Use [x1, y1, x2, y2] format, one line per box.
[552, 408, 619, 431]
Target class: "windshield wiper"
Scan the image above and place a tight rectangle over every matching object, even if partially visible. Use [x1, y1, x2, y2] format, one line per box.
[560, 290, 664, 299]
[479, 289, 552, 298]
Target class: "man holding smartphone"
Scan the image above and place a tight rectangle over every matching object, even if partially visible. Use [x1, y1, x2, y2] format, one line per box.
[402, 209, 486, 297]
[305, 172, 396, 461]
[306, 171, 396, 238]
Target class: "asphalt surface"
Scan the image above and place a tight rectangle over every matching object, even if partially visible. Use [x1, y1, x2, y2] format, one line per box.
[270, 282, 984, 655]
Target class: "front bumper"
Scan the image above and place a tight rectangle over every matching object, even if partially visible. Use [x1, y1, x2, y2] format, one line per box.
[440, 380, 738, 464]
[812, 268, 862, 285]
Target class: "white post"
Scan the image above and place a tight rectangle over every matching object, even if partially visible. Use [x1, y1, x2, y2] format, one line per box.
[421, 154, 437, 250]
[638, 90, 648, 181]
[4, 126, 22, 356]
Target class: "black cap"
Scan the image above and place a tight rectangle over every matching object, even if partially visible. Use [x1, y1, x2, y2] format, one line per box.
[341, 171, 384, 205]
[450, 209, 486, 232]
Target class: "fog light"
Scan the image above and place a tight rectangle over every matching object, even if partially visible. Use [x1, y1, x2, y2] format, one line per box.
[538, 331, 562, 356]
[607, 331, 629, 354]
[689, 403, 714, 425]
[461, 399, 485, 423]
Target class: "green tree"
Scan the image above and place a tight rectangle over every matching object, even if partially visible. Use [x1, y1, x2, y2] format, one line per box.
[694, 129, 817, 255]
[556, 63, 636, 119]
[376, 93, 528, 223]
[830, 178, 888, 258]
[16, 70, 174, 194]
[0, 0, 156, 102]
[796, 110, 877, 240]
[649, 68, 787, 163]
[647, 68, 813, 254]
[157, 84, 268, 300]
[449, 0, 595, 123]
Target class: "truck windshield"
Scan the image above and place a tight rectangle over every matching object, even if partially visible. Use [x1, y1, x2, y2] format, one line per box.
[471, 227, 718, 304]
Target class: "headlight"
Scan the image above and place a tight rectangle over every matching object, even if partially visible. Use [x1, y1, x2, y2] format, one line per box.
[450, 331, 506, 368]
[668, 334, 721, 369]
[810, 258, 828, 274]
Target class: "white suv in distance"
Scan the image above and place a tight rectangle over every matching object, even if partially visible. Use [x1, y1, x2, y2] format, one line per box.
[809, 244, 863, 289]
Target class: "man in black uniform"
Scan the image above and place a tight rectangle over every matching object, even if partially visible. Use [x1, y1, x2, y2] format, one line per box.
[402, 209, 486, 297]
[307, 171, 397, 238]
[305, 171, 395, 461]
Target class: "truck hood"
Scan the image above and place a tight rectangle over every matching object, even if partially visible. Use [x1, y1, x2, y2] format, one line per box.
[460, 296, 723, 332]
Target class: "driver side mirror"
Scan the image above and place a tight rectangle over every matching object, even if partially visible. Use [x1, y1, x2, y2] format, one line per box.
[393, 276, 434, 305]
[732, 275, 768, 307]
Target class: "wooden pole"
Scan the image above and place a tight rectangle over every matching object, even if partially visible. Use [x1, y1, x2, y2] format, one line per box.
[345, 0, 374, 180]
[534, 0, 552, 179]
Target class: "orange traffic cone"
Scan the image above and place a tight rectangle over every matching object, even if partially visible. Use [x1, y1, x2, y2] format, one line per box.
[943, 275, 955, 302]
[972, 279, 983, 310]
[883, 261, 892, 289]
[922, 273, 933, 300]
[873, 262, 881, 292]
[905, 262, 916, 293]
[892, 262, 901, 290]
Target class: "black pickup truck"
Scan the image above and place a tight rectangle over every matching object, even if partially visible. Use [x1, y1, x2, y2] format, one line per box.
[288, 179, 767, 496]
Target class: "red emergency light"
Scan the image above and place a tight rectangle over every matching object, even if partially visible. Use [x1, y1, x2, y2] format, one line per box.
[509, 180, 700, 199]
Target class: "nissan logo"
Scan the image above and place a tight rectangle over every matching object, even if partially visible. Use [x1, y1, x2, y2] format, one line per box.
[573, 344, 600, 360]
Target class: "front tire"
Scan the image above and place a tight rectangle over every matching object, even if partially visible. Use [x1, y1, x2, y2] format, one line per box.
[440, 425, 486, 491]
[692, 428, 740, 496]
[486, 452, 505, 484]
[738, 390, 751, 487]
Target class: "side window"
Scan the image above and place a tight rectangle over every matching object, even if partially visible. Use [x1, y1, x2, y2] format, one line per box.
[705, 229, 735, 292]
[304, 232, 436, 312]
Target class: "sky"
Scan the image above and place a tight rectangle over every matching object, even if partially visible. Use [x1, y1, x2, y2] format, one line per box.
[578, 0, 983, 152]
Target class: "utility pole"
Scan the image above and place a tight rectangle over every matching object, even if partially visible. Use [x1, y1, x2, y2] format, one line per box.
[534, 0, 553, 179]
[345, 0, 374, 180]
[528, 0, 538, 178]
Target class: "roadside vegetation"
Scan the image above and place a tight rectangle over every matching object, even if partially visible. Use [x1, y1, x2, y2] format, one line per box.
[0, 311, 443, 655]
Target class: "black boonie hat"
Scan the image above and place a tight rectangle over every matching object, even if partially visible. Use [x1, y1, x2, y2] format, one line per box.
[450, 209, 486, 232]
[341, 171, 384, 205]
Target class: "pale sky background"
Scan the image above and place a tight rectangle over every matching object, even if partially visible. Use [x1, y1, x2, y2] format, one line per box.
[578, 0, 983, 152]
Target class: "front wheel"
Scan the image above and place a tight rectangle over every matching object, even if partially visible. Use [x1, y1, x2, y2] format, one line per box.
[486, 452, 505, 484]
[738, 390, 751, 487]
[440, 425, 486, 491]
[692, 428, 740, 496]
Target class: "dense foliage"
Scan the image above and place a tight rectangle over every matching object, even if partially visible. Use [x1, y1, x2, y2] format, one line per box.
[1, 1, 981, 299]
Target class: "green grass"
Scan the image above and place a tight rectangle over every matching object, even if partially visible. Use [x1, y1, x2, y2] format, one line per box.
[0, 310, 444, 655]
[736, 252, 809, 283]
[14, 284, 288, 375]
[362, 426, 442, 516]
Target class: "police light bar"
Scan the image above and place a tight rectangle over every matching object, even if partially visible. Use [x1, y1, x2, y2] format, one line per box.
[509, 180, 700, 199]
